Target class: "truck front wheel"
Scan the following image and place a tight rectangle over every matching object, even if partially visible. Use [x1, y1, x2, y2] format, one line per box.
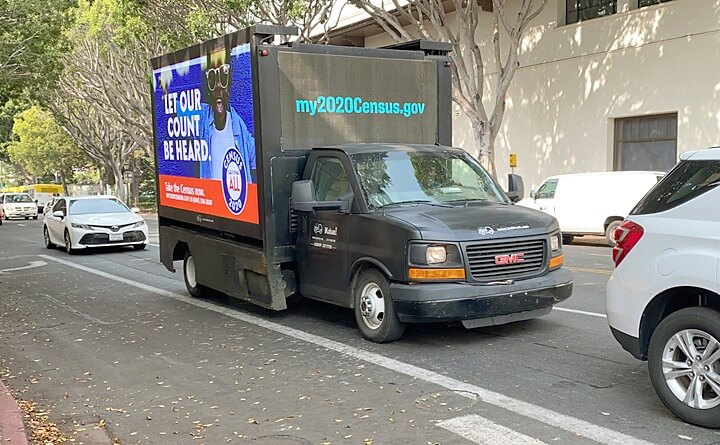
[353, 269, 405, 343]
[183, 251, 208, 298]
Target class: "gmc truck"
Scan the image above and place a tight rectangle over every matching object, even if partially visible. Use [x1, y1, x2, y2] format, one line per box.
[150, 25, 573, 342]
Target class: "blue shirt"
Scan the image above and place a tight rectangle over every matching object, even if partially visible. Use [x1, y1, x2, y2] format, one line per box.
[199, 103, 256, 180]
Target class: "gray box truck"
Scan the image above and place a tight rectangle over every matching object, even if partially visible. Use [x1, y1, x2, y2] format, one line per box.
[150, 25, 573, 342]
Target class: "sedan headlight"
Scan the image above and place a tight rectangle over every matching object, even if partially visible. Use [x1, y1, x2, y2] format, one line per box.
[131, 220, 146, 228]
[426, 246, 447, 264]
[551, 234, 561, 252]
[71, 223, 92, 230]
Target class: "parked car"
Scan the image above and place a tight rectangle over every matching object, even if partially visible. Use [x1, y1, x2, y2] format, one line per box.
[518, 171, 663, 246]
[43, 195, 148, 254]
[606, 147, 720, 428]
[0, 193, 39, 220]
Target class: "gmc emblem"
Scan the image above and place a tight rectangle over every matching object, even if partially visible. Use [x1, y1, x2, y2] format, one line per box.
[495, 253, 525, 265]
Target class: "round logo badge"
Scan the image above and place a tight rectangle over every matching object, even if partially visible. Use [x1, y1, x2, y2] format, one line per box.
[222, 147, 247, 215]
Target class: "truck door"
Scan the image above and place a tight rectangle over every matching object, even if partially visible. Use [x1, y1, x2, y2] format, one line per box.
[296, 156, 353, 304]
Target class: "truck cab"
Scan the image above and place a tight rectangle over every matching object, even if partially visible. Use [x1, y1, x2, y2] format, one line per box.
[292, 144, 572, 342]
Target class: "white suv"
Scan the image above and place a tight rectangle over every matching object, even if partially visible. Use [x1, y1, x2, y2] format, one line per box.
[607, 147, 720, 428]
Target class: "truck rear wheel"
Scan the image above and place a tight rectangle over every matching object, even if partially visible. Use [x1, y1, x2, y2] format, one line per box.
[353, 269, 405, 343]
[183, 251, 208, 298]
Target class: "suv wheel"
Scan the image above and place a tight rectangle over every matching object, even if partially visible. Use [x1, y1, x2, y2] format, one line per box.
[353, 269, 405, 343]
[648, 307, 720, 428]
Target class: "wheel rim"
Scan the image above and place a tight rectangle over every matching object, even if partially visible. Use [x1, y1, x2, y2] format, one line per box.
[359, 282, 385, 330]
[662, 328, 720, 410]
[185, 255, 197, 289]
[64, 232, 71, 252]
[44, 228, 50, 246]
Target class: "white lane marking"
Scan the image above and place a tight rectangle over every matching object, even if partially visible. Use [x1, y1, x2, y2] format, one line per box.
[587, 253, 610, 257]
[148, 243, 159, 247]
[439, 415, 548, 445]
[0, 260, 47, 274]
[552, 307, 607, 319]
[38, 254, 656, 445]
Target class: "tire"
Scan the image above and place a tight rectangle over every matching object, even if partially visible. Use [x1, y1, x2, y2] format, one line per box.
[562, 234, 574, 245]
[353, 269, 405, 343]
[648, 307, 720, 428]
[183, 251, 208, 298]
[24, 216, 29, 220]
[133, 244, 146, 251]
[605, 220, 623, 247]
[64, 230, 75, 255]
[43, 226, 54, 249]
[32, 216, 37, 220]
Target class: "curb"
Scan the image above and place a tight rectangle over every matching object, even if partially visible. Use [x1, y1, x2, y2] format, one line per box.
[0, 378, 29, 445]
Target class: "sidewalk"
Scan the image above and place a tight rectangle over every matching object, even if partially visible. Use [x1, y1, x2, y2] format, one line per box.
[0, 378, 29, 445]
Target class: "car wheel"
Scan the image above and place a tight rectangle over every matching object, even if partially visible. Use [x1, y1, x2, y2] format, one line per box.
[33, 216, 37, 220]
[605, 220, 622, 247]
[183, 251, 207, 298]
[64, 230, 75, 255]
[43, 226, 54, 249]
[133, 244, 146, 251]
[562, 234, 574, 245]
[648, 307, 720, 428]
[353, 269, 405, 343]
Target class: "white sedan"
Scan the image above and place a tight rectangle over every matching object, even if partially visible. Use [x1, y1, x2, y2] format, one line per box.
[43, 196, 148, 254]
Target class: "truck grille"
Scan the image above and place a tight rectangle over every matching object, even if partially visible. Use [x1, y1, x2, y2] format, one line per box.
[465, 239, 546, 281]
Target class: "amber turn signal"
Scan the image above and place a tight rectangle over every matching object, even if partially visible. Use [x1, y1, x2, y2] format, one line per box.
[408, 268, 465, 280]
[549, 254, 564, 269]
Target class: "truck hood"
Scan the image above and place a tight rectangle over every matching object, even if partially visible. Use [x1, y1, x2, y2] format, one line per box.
[383, 202, 558, 241]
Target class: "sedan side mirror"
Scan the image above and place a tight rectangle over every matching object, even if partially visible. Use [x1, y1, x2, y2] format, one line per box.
[52, 210, 64, 219]
[291, 180, 346, 213]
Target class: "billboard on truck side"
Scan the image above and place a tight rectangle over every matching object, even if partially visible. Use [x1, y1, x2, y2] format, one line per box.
[152, 43, 259, 225]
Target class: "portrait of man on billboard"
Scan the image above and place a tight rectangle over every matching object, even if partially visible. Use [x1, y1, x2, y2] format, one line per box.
[200, 47, 256, 182]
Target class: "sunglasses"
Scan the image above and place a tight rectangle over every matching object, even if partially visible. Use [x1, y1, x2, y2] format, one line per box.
[206, 64, 230, 91]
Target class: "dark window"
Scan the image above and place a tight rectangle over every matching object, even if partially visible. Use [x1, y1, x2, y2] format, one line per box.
[312, 157, 351, 202]
[639, 0, 674, 7]
[566, 0, 616, 24]
[614, 113, 677, 172]
[631, 160, 720, 215]
[535, 179, 559, 199]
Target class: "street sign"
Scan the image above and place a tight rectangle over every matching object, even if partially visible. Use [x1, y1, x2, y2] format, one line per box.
[123, 171, 134, 182]
[509, 153, 518, 168]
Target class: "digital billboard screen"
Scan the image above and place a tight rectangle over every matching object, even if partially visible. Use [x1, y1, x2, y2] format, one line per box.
[152, 43, 259, 225]
[278, 52, 438, 149]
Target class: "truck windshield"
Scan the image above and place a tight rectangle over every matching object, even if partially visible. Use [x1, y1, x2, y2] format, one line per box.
[351, 150, 508, 209]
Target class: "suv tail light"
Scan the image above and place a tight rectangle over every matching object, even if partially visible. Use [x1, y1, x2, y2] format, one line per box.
[612, 221, 644, 267]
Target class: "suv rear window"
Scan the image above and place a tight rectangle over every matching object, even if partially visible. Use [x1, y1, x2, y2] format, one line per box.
[631, 160, 720, 215]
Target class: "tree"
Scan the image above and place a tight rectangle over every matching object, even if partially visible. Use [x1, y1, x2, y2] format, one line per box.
[6, 106, 88, 193]
[351, 0, 548, 176]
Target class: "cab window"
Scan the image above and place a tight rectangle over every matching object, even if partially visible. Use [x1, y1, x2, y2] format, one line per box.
[312, 157, 351, 202]
[536, 179, 558, 199]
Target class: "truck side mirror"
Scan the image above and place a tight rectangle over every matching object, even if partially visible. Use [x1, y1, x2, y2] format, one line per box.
[506, 173, 524, 203]
[291, 180, 346, 213]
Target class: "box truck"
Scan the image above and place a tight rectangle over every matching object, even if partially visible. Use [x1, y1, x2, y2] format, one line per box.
[151, 25, 573, 342]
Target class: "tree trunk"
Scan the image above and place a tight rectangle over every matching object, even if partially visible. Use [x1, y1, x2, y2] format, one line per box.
[99, 170, 107, 195]
[110, 164, 125, 202]
[59, 171, 69, 196]
[470, 119, 497, 178]
[131, 155, 140, 206]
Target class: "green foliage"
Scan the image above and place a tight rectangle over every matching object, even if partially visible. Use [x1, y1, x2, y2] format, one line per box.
[0, 99, 28, 161]
[7, 106, 88, 180]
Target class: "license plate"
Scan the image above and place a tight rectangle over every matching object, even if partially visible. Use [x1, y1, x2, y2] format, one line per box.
[109, 233, 124, 242]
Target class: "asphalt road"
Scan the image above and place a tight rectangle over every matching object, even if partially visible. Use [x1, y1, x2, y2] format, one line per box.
[1, 217, 719, 445]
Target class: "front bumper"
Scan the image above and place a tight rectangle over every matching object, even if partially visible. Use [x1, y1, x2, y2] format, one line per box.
[390, 268, 573, 323]
[5, 209, 38, 218]
[72, 228, 148, 248]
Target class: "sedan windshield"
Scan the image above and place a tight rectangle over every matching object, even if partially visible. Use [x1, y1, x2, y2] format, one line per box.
[69, 198, 129, 215]
[5, 194, 33, 203]
[351, 150, 508, 209]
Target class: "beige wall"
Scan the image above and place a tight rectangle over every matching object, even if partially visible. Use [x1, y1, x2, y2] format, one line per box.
[363, 0, 720, 190]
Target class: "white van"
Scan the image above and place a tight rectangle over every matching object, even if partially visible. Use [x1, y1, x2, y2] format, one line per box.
[518, 171, 664, 246]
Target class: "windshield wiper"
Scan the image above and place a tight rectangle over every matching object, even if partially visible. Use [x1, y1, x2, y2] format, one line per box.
[377, 200, 450, 209]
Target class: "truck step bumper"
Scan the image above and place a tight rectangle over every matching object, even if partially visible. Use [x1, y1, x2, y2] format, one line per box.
[390, 269, 573, 324]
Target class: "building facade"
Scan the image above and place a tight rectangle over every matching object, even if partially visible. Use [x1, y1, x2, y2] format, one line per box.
[326, 0, 720, 189]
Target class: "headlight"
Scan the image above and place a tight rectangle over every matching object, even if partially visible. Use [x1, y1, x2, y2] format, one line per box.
[551, 234, 561, 252]
[71, 223, 92, 230]
[131, 220, 146, 228]
[426, 246, 447, 264]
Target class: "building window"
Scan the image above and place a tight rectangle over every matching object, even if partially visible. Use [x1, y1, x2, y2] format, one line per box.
[638, 0, 674, 7]
[566, 0, 617, 25]
[614, 113, 677, 172]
